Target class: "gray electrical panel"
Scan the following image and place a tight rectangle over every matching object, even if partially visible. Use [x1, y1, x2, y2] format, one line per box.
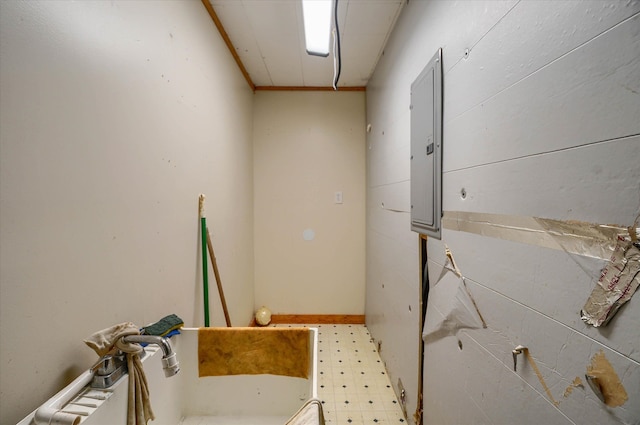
[410, 48, 442, 238]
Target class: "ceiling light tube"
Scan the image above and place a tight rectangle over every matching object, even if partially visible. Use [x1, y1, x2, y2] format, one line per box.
[302, 0, 333, 57]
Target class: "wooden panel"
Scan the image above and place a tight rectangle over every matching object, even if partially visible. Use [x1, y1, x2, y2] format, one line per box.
[270, 314, 366, 324]
[367, 113, 411, 189]
[424, 328, 574, 425]
[443, 135, 640, 225]
[366, 0, 518, 140]
[444, 1, 640, 121]
[369, 181, 411, 215]
[365, 1, 640, 424]
[432, 228, 640, 362]
[254, 86, 366, 91]
[424, 262, 640, 424]
[367, 227, 418, 289]
[444, 13, 640, 172]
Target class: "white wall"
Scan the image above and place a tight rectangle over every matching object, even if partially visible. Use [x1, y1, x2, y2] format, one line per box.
[0, 1, 254, 423]
[366, 1, 640, 424]
[253, 91, 366, 315]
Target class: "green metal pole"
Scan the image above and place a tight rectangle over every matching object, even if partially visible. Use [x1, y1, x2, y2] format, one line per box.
[199, 195, 210, 327]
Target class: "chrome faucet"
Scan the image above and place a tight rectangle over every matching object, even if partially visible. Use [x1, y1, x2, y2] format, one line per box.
[91, 352, 128, 388]
[91, 335, 179, 388]
[122, 335, 180, 377]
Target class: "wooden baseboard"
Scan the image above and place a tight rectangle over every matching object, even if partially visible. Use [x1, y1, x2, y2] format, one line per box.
[249, 314, 365, 326]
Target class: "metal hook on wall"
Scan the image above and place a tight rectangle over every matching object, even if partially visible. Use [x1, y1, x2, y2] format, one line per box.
[512, 345, 526, 372]
[585, 374, 606, 403]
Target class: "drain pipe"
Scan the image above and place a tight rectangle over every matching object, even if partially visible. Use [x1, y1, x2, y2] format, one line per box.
[33, 368, 94, 425]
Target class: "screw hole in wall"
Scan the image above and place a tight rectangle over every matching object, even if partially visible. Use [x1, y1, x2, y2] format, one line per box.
[460, 188, 467, 199]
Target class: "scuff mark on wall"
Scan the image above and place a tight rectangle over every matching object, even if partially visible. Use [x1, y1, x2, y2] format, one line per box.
[563, 376, 584, 398]
[586, 350, 629, 408]
[382, 206, 410, 214]
[523, 348, 560, 407]
[462, 278, 487, 329]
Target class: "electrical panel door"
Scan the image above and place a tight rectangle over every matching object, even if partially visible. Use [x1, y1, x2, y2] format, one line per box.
[410, 48, 442, 238]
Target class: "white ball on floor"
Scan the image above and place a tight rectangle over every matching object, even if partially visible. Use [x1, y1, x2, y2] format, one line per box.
[255, 306, 272, 326]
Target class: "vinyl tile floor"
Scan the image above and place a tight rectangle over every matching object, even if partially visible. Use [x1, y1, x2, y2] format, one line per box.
[273, 324, 407, 424]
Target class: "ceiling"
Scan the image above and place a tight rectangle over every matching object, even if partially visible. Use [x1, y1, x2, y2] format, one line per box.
[206, 0, 405, 88]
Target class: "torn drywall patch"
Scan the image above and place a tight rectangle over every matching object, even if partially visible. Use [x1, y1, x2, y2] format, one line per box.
[432, 244, 461, 287]
[586, 350, 628, 407]
[422, 273, 485, 343]
[444, 245, 462, 277]
[424, 246, 487, 343]
[581, 236, 640, 327]
[443, 246, 486, 328]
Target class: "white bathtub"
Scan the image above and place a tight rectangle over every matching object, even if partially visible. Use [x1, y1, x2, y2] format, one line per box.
[18, 327, 318, 425]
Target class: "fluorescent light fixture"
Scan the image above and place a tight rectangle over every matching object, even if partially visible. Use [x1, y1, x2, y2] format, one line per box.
[302, 0, 333, 57]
